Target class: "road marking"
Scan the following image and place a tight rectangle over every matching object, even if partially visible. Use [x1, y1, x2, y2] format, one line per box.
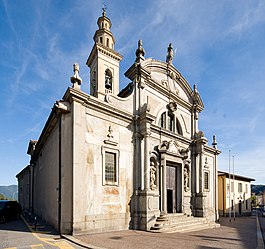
[21, 215, 59, 247]
[4, 245, 45, 249]
[21, 216, 76, 248]
[31, 244, 45, 248]
[54, 240, 76, 249]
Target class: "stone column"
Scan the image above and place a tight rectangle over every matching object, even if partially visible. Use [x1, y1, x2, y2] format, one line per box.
[144, 132, 150, 191]
[135, 132, 142, 190]
[140, 136, 145, 190]
[161, 156, 167, 214]
[195, 153, 200, 194]
[198, 152, 203, 193]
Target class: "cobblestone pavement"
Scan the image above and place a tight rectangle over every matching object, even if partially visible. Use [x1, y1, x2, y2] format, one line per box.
[73, 215, 263, 249]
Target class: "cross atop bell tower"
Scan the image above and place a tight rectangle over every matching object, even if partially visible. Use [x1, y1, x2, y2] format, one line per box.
[86, 9, 123, 100]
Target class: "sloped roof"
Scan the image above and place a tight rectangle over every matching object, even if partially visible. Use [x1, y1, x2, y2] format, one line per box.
[218, 170, 255, 182]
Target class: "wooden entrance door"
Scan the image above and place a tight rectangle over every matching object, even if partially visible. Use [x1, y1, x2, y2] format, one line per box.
[166, 165, 182, 213]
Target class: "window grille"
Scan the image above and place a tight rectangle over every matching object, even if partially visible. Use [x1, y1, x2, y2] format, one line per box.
[204, 171, 209, 190]
[105, 152, 116, 184]
[102, 147, 119, 186]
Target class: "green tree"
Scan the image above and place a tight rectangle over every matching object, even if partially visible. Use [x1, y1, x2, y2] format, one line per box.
[0, 193, 7, 200]
[250, 195, 257, 207]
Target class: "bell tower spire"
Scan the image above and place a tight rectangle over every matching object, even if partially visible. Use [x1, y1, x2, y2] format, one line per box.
[86, 9, 123, 100]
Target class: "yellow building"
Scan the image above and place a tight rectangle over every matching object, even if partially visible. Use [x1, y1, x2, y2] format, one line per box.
[218, 171, 255, 216]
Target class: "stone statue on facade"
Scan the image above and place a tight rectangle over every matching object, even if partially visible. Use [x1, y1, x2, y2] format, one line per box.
[70, 63, 82, 90]
[166, 43, 174, 64]
[135, 40, 145, 62]
[150, 161, 157, 190]
[183, 161, 190, 192]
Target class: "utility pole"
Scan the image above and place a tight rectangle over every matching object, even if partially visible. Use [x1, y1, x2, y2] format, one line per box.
[233, 155, 235, 221]
[229, 150, 231, 222]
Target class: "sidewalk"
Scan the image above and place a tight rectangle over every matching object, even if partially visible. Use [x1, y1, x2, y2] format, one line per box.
[72, 216, 263, 249]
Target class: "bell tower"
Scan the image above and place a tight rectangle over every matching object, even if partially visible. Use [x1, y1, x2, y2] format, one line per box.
[86, 9, 123, 100]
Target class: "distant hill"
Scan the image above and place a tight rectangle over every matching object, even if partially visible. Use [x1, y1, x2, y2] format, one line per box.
[0, 185, 18, 200]
[251, 184, 265, 194]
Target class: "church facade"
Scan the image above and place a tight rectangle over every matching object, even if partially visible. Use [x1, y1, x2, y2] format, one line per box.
[17, 10, 220, 235]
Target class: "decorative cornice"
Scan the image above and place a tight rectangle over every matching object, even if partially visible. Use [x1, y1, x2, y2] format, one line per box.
[63, 88, 133, 124]
[151, 124, 192, 145]
[86, 43, 123, 67]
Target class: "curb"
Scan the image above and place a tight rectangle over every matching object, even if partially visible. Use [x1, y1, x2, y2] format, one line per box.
[256, 214, 265, 249]
[61, 234, 107, 249]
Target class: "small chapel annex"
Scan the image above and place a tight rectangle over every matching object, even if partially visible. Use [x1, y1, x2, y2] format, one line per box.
[17, 10, 221, 235]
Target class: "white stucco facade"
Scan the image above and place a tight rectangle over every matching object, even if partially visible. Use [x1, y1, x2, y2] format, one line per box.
[17, 10, 221, 234]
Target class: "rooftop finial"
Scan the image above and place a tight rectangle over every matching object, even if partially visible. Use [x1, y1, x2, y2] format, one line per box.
[102, 2, 107, 16]
[70, 63, 82, 90]
[212, 135, 217, 149]
[192, 84, 200, 105]
[135, 40, 145, 62]
[166, 43, 174, 64]
[193, 84, 198, 93]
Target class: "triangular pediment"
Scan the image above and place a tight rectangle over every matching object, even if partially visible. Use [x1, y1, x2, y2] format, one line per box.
[167, 140, 180, 154]
[159, 140, 181, 156]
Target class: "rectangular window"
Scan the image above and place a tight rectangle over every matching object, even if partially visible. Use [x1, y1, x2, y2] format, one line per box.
[246, 200, 248, 210]
[102, 147, 119, 186]
[245, 184, 248, 194]
[238, 183, 242, 193]
[231, 181, 234, 193]
[105, 152, 116, 183]
[204, 171, 209, 190]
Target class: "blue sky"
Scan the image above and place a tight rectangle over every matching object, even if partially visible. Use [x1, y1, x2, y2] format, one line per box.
[1, 0, 265, 185]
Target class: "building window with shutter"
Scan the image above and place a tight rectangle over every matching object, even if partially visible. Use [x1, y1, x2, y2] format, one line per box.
[231, 181, 234, 192]
[238, 183, 242, 193]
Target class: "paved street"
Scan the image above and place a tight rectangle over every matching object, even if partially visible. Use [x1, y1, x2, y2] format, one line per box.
[74, 214, 265, 249]
[0, 213, 264, 249]
[0, 218, 83, 249]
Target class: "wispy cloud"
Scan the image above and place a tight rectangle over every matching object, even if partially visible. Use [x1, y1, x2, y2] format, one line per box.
[1, 0, 265, 185]
[228, 1, 265, 36]
[2, 0, 18, 39]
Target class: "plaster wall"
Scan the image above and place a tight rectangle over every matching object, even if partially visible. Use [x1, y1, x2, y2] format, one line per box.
[17, 168, 31, 210]
[218, 176, 252, 216]
[60, 112, 74, 234]
[72, 100, 133, 234]
[33, 124, 59, 229]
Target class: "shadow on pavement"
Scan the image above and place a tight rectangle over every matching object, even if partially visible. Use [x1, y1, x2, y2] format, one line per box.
[0, 215, 58, 236]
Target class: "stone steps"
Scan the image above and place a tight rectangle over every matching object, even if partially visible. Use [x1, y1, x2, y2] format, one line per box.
[150, 213, 219, 233]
